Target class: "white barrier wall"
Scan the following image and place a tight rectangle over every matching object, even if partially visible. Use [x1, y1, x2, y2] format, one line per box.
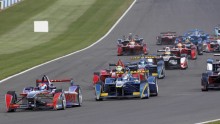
[0, 0, 21, 10]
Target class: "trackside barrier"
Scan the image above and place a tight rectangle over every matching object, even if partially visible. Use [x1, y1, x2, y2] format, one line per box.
[0, 0, 22, 10]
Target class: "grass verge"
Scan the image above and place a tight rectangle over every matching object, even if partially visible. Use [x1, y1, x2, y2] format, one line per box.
[207, 121, 220, 124]
[0, 0, 133, 80]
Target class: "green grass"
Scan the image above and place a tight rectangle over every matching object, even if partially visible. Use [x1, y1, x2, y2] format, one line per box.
[207, 121, 220, 124]
[0, 0, 133, 79]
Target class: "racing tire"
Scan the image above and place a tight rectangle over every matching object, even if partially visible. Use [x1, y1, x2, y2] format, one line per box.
[61, 93, 66, 110]
[146, 85, 150, 99]
[154, 80, 159, 96]
[201, 85, 208, 91]
[77, 88, 83, 106]
[6, 91, 17, 112]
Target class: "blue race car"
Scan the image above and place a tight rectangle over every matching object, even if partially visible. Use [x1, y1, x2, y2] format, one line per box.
[129, 55, 165, 79]
[183, 29, 210, 54]
[94, 70, 158, 101]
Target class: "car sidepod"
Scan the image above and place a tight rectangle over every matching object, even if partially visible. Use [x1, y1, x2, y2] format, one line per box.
[65, 85, 82, 107]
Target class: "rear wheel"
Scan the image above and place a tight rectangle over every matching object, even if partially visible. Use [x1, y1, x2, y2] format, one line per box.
[146, 85, 150, 99]
[154, 80, 159, 96]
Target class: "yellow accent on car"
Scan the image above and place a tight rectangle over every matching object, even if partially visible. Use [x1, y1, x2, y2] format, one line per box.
[133, 92, 140, 96]
[152, 73, 158, 76]
[100, 93, 108, 97]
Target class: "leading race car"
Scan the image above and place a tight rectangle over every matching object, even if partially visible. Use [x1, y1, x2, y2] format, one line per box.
[5, 75, 82, 112]
[129, 55, 165, 79]
[156, 31, 177, 45]
[157, 47, 188, 70]
[201, 54, 220, 91]
[117, 33, 148, 56]
[94, 69, 158, 101]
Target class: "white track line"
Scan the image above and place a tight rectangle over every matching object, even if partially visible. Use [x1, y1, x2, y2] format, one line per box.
[0, 0, 137, 83]
[195, 119, 220, 124]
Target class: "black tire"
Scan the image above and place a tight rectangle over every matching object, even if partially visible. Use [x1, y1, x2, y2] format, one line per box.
[77, 88, 82, 106]
[6, 91, 17, 112]
[201, 80, 208, 91]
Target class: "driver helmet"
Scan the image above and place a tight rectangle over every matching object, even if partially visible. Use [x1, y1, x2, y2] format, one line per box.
[185, 38, 190, 43]
[116, 66, 123, 72]
[139, 59, 147, 66]
[122, 73, 129, 81]
[177, 43, 183, 48]
[38, 83, 47, 91]
[164, 51, 171, 55]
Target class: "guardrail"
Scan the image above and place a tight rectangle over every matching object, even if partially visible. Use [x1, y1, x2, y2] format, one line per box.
[0, 0, 22, 10]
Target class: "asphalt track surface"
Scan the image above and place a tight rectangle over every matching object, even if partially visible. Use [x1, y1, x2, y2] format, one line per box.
[0, 0, 220, 124]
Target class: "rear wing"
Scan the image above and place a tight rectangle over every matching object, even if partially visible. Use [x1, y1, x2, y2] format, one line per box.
[36, 75, 75, 86]
[116, 70, 149, 74]
[160, 32, 176, 34]
[131, 55, 160, 60]
[157, 49, 179, 52]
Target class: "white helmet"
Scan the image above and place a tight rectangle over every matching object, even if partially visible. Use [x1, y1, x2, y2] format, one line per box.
[38, 83, 47, 91]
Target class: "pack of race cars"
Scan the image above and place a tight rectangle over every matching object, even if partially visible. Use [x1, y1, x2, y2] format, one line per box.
[4, 27, 220, 112]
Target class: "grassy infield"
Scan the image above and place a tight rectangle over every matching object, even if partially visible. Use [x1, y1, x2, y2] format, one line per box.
[207, 121, 220, 124]
[0, 0, 133, 79]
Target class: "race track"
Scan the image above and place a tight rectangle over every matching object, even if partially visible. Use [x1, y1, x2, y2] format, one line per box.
[1, 0, 220, 124]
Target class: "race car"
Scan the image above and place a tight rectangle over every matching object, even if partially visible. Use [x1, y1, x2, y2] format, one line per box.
[183, 29, 210, 54]
[5, 75, 82, 112]
[214, 25, 220, 36]
[174, 42, 197, 60]
[93, 59, 126, 85]
[156, 32, 177, 45]
[201, 54, 220, 91]
[208, 36, 220, 52]
[94, 70, 158, 101]
[117, 34, 148, 56]
[129, 55, 165, 79]
[157, 47, 188, 70]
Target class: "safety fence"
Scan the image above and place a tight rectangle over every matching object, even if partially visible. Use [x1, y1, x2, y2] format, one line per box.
[0, 0, 22, 10]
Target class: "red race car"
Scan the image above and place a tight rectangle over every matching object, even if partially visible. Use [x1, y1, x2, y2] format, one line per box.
[174, 42, 197, 60]
[156, 32, 177, 45]
[117, 34, 148, 56]
[5, 75, 82, 112]
[93, 59, 125, 85]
